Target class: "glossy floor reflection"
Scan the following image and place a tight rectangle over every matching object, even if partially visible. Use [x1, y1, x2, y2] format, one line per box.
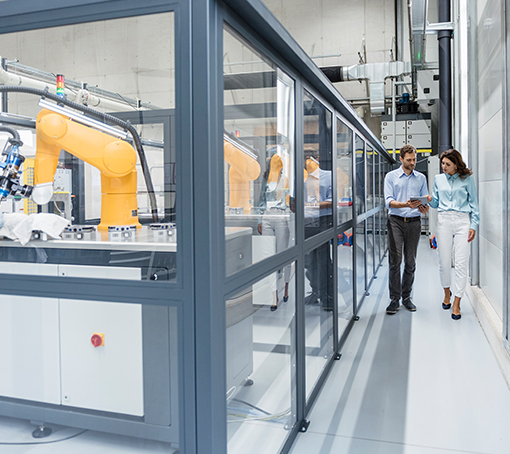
[289, 238, 510, 454]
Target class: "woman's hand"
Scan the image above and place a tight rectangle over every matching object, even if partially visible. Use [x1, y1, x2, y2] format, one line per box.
[426, 195, 432, 202]
[468, 229, 476, 242]
[257, 223, 263, 235]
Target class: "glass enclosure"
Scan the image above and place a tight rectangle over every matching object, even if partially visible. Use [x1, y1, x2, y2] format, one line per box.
[336, 118, 353, 225]
[0, 12, 177, 282]
[226, 268, 296, 454]
[355, 135, 365, 215]
[356, 220, 366, 307]
[303, 90, 333, 239]
[0, 2, 395, 454]
[223, 26, 295, 277]
[304, 241, 334, 400]
[338, 227, 353, 336]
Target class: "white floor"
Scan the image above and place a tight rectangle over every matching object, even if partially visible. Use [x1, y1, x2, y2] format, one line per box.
[289, 238, 510, 454]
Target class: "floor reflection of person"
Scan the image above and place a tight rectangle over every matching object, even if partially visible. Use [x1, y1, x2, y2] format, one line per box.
[303, 154, 333, 311]
[257, 151, 290, 311]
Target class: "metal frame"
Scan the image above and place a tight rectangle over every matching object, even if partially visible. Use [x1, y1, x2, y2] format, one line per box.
[504, 0, 510, 353]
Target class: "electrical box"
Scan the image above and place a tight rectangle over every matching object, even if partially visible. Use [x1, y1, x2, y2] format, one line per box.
[381, 113, 432, 155]
[417, 69, 440, 100]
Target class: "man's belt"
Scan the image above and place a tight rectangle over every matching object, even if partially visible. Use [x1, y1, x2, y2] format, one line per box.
[390, 215, 421, 223]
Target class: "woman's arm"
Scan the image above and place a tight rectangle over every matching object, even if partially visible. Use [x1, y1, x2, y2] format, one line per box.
[428, 176, 440, 209]
[467, 175, 480, 230]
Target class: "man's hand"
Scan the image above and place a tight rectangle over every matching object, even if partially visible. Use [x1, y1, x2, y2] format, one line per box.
[407, 198, 422, 209]
[257, 223, 262, 235]
[417, 204, 429, 214]
[468, 229, 476, 242]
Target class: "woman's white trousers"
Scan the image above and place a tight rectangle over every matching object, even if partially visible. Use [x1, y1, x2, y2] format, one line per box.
[436, 211, 471, 298]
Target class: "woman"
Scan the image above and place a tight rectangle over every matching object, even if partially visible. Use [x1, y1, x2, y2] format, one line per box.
[428, 149, 479, 320]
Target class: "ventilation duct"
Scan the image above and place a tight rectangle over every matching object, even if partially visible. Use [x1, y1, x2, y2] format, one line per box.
[322, 61, 411, 115]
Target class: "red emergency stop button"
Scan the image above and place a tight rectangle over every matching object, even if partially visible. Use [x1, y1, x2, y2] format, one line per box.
[91, 333, 105, 347]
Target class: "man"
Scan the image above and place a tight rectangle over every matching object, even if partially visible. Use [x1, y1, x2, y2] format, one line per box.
[384, 144, 429, 314]
[303, 154, 333, 310]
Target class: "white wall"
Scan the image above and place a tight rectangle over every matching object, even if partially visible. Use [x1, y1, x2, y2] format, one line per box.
[473, 0, 504, 320]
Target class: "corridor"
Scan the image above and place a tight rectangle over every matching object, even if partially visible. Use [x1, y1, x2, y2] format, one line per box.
[289, 237, 510, 454]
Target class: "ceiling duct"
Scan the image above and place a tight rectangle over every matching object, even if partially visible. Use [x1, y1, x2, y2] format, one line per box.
[409, 0, 429, 69]
[322, 61, 411, 115]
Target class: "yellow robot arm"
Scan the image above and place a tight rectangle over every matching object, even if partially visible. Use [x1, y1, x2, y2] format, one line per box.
[34, 108, 140, 230]
[224, 138, 261, 213]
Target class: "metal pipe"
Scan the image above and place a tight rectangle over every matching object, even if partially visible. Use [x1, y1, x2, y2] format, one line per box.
[392, 77, 396, 160]
[0, 58, 7, 113]
[438, 0, 453, 153]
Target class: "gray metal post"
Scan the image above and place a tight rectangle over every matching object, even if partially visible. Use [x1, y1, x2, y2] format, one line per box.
[1, 58, 7, 112]
[438, 0, 453, 154]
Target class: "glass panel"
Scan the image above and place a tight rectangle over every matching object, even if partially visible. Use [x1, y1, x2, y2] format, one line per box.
[338, 227, 353, 338]
[356, 220, 366, 307]
[355, 135, 365, 215]
[0, 13, 177, 281]
[336, 118, 353, 225]
[374, 211, 381, 268]
[0, 287, 180, 449]
[366, 215, 374, 281]
[304, 242, 334, 400]
[366, 144, 374, 210]
[226, 264, 297, 454]
[223, 27, 295, 277]
[374, 149, 381, 206]
[303, 90, 332, 239]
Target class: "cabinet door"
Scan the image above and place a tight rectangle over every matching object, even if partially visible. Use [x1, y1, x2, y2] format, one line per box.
[59, 265, 144, 416]
[0, 263, 60, 404]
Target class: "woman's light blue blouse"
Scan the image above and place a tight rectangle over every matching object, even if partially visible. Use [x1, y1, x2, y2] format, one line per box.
[429, 173, 480, 230]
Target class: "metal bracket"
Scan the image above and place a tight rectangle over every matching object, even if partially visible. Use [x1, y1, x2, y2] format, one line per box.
[300, 419, 311, 432]
[334, 353, 342, 360]
[426, 22, 454, 34]
[354, 315, 360, 321]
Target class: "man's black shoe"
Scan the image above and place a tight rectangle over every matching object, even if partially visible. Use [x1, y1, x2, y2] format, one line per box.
[304, 292, 319, 305]
[386, 300, 400, 315]
[402, 298, 417, 311]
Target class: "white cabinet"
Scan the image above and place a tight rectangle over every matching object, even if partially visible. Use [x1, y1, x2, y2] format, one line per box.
[0, 262, 144, 416]
[0, 263, 60, 404]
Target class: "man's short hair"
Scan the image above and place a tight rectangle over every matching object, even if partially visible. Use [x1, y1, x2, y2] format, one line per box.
[400, 144, 417, 158]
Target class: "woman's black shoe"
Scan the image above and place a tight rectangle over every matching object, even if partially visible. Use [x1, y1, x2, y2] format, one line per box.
[270, 305, 278, 312]
[283, 296, 289, 303]
[442, 302, 452, 310]
[451, 313, 461, 320]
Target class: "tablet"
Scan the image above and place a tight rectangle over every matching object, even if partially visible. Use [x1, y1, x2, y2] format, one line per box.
[410, 196, 428, 205]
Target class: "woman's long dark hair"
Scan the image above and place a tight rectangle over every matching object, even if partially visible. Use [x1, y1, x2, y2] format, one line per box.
[440, 149, 473, 179]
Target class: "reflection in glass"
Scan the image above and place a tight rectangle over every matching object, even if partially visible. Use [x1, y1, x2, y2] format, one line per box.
[336, 119, 353, 225]
[0, 13, 176, 281]
[366, 216, 374, 281]
[304, 242, 334, 399]
[374, 149, 381, 206]
[226, 265, 296, 454]
[223, 27, 295, 277]
[356, 221, 366, 307]
[374, 211, 382, 268]
[303, 90, 333, 239]
[366, 145, 374, 211]
[337, 228, 353, 337]
[355, 135, 365, 215]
